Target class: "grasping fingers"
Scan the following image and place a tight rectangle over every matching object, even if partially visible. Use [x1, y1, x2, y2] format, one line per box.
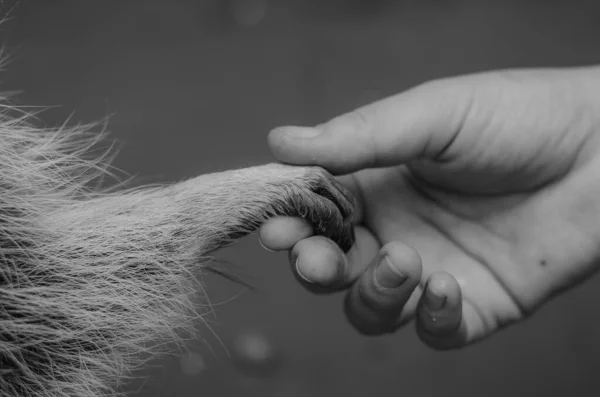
[344, 241, 423, 335]
[258, 173, 377, 293]
[416, 272, 469, 350]
[260, 218, 379, 294]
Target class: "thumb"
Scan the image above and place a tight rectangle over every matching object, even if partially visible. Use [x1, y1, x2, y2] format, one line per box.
[268, 77, 475, 175]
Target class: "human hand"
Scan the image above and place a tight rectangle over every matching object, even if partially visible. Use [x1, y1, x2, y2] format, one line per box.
[259, 66, 600, 349]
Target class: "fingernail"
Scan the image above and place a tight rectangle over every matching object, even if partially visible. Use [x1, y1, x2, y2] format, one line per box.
[374, 255, 407, 289]
[258, 236, 275, 253]
[279, 126, 322, 139]
[294, 255, 314, 284]
[425, 287, 446, 312]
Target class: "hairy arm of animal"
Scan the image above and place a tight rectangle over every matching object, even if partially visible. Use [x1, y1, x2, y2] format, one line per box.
[0, 121, 355, 396]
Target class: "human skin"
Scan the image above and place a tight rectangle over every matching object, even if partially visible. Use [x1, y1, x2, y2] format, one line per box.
[259, 65, 600, 349]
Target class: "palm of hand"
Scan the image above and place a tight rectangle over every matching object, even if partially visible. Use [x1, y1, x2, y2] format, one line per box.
[264, 67, 600, 347]
[352, 93, 600, 341]
[353, 165, 535, 341]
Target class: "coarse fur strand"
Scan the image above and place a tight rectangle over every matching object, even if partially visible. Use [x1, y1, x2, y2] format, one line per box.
[0, 101, 355, 396]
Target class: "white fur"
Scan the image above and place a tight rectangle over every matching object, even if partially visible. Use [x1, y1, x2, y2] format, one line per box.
[0, 101, 355, 396]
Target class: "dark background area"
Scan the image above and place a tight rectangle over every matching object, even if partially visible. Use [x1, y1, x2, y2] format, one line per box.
[2, 1, 600, 396]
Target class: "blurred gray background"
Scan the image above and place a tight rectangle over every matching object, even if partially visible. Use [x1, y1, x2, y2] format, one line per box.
[2, 0, 600, 396]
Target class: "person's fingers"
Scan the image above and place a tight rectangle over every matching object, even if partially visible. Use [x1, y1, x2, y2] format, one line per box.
[268, 77, 474, 175]
[258, 173, 366, 252]
[258, 217, 313, 252]
[344, 241, 423, 335]
[415, 272, 469, 350]
[289, 226, 379, 294]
